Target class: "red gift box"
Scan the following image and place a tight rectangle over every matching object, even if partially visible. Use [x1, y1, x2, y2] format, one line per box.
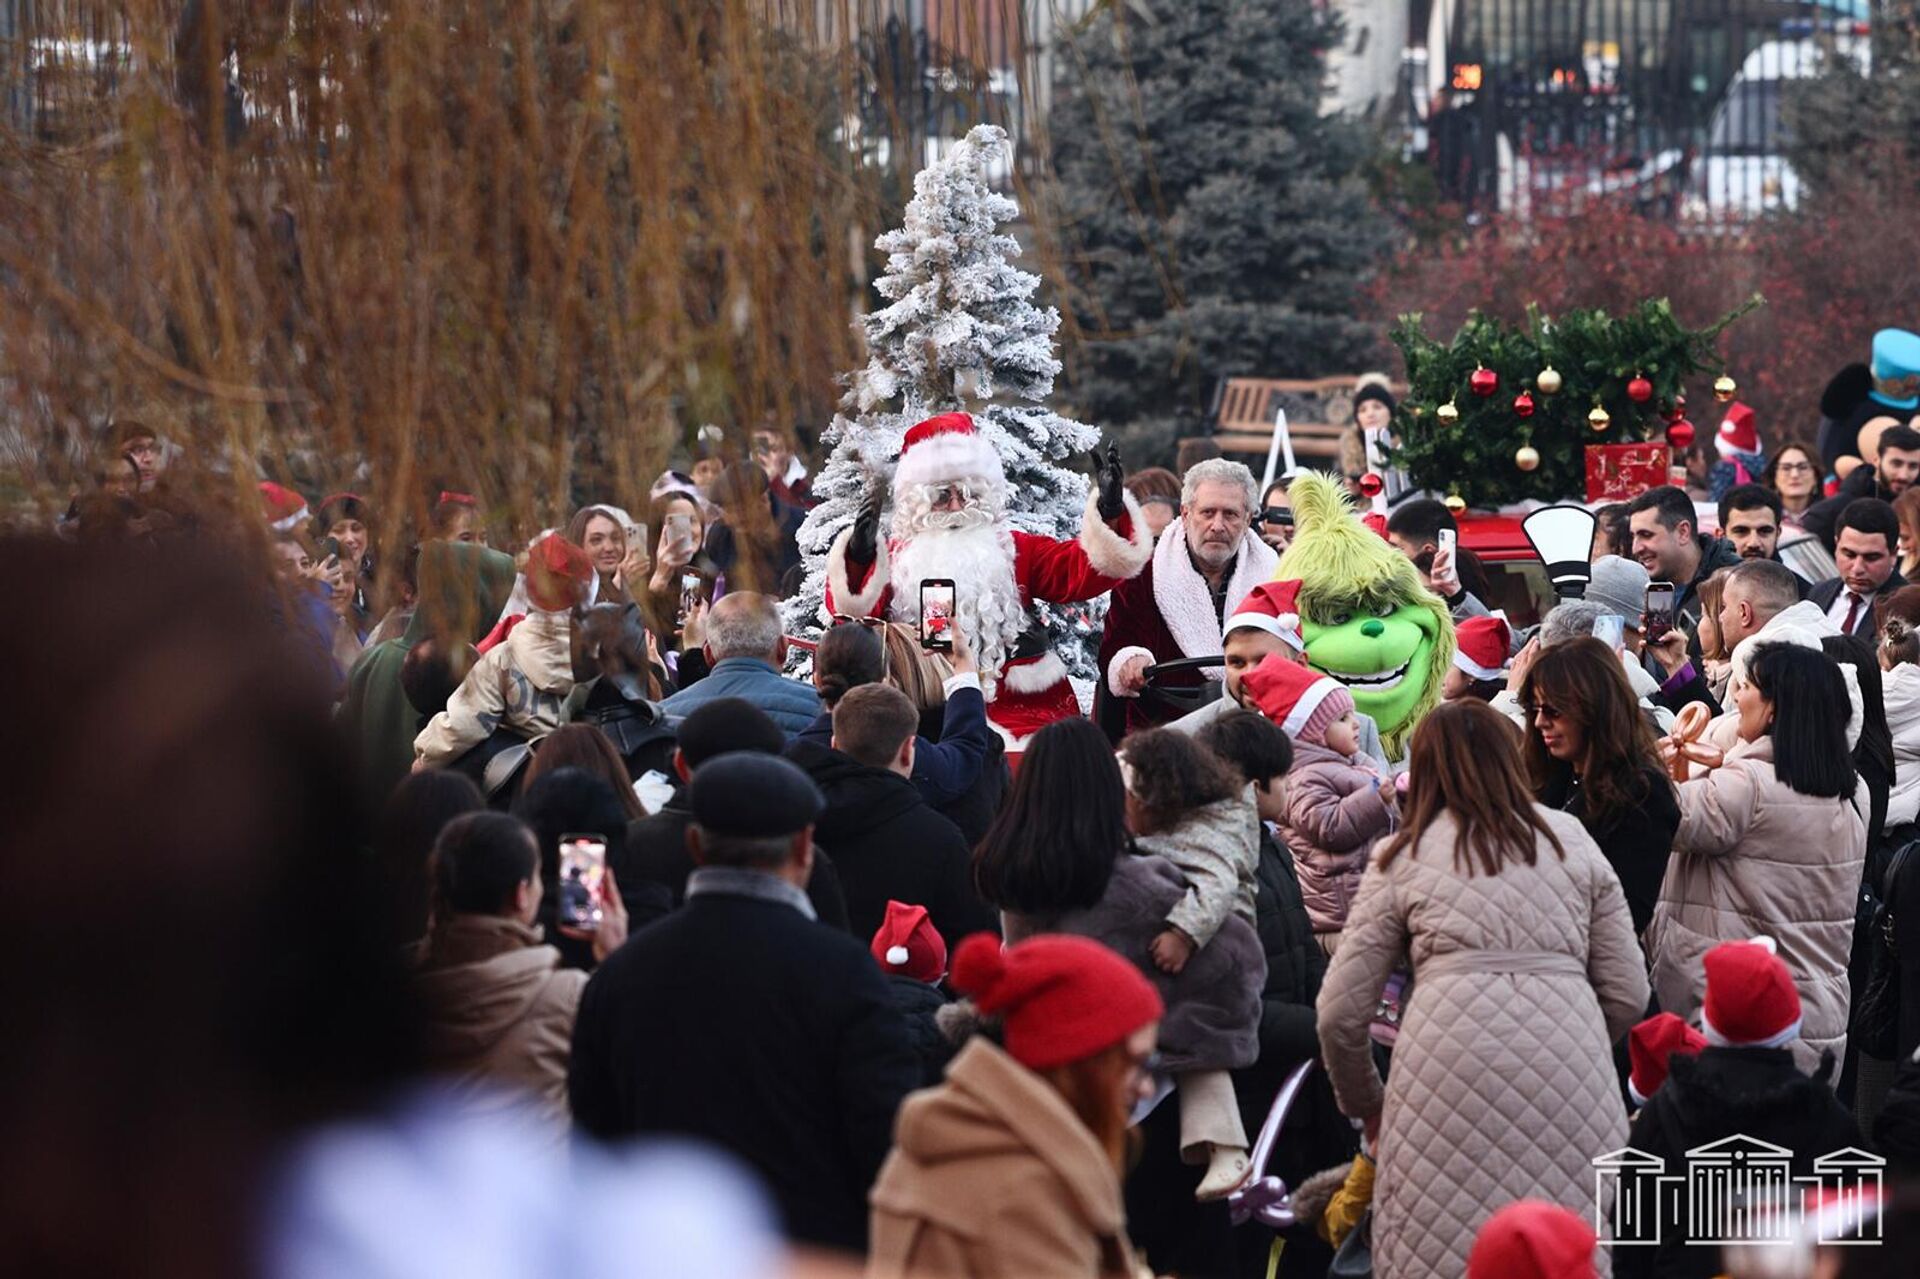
[1585, 443, 1671, 504]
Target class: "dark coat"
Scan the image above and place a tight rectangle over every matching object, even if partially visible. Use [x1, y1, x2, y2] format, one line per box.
[1676, 535, 1743, 630]
[1872, 1049, 1920, 1180]
[1540, 762, 1680, 935]
[1011, 851, 1265, 1074]
[1801, 463, 1882, 551]
[569, 890, 919, 1253]
[786, 741, 1000, 946]
[887, 973, 955, 1089]
[619, 795, 850, 931]
[1889, 834, 1920, 1062]
[1809, 569, 1911, 640]
[1615, 1047, 1861, 1279]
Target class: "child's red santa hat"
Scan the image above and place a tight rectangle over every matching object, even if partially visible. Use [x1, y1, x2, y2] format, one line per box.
[259, 481, 310, 532]
[1716, 401, 1760, 459]
[524, 533, 595, 612]
[1627, 1011, 1707, 1106]
[1243, 651, 1353, 744]
[1452, 611, 1511, 682]
[1466, 1200, 1598, 1279]
[1223, 579, 1306, 652]
[893, 412, 1004, 491]
[870, 899, 948, 984]
[1702, 936, 1802, 1049]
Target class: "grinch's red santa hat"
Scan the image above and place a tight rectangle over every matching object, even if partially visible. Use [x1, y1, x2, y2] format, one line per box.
[894, 412, 1004, 490]
[1224, 579, 1306, 652]
[1452, 612, 1511, 682]
[259, 481, 311, 532]
[1701, 936, 1802, 1049]
[1716, 401, 1760, 459]
[1627, 1011, 1707, 1107]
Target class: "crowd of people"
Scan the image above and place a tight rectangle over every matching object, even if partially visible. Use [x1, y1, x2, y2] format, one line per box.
[22, 389, 1920, 1279]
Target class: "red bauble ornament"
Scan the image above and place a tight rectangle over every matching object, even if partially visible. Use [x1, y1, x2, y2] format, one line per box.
[1359, 472, 1385, 498]
[1627, 376, 1653, 404]
[1513, 391, 1536, 418]
[1469, 366, 1499, 397]
[1662, 394, 1688, 423]
[1665, 419, 1696, 450]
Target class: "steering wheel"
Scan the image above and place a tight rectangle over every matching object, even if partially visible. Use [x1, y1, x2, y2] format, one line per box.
[1093, 654, 1227, 742]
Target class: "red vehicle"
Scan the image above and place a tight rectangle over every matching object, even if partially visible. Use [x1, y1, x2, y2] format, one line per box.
[1457, 512, 1556, 629]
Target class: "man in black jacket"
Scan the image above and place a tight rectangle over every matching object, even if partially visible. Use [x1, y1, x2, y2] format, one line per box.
[618, 697, 848, 929]
[1804, 422, 1920, 551]
[569, 752, 918, 1254]
[787, 683, 998, 944]
[1626, 485, 1742, 631]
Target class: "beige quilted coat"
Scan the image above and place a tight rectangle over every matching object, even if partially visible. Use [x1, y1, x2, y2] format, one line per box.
[1646, 735, 1866, 1074]
[1317, 807, 1648, 1279]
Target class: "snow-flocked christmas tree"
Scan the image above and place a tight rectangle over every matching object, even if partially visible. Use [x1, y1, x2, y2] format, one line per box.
[784, 124, 1105, 676]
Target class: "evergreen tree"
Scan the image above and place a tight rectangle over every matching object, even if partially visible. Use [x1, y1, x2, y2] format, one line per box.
[1048, 0, 1392, 456]
[786, 125, 1104, 675]
[1784, 4, 1920, 199]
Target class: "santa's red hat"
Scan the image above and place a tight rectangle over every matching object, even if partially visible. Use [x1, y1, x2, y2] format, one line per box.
[1627, 1012, 1707, 1106]
[524, 533, 594, 612]
[1243, 652, 1353, 745]
[951, 932, 1162, 1071]
[1716, 401, 1760, 459]
[893, 412, 1004, 491]
[259, 481, 311, 532]
[1702, 937, 1802, 1049]
[1452, 612, 1511, 682]
[1224, 579, 1306, 652]
[870, 900, 947, 984]
[1466, 1201, 1597, 1279]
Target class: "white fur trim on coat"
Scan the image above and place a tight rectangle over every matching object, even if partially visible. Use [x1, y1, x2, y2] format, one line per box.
[1079, 489, 1154, 580]
[1000, 649, 1068, 696]
[825, 522, 889, 619]
[1150, 522, 1280, 678]
[1106, 645, 1156, 698]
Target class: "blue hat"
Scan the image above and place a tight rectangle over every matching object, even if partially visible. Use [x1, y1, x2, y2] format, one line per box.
[1869, 329, 1920, 412]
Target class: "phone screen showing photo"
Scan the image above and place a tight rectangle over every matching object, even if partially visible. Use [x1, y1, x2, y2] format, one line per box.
[920, 580, 956, 651]
[1644, 583, 1677, 639]
[558, 834, 607, 929]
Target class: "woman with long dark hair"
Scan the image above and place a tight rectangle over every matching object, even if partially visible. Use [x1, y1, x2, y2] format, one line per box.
[1765, 443, 1820, 531]
[1520, 636, 1680, 937]
[1316, 700, 1648, 1279]
[1650, 643, 1866, 1073]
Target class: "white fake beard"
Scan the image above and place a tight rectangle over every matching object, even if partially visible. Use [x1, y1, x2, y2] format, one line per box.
[889, 520, 1026, 695]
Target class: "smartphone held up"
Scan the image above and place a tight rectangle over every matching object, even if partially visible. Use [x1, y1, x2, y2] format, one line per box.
[559, 833, 607, 930]
[1643, 581, 1677, 642]
[919, 579, 956, 652]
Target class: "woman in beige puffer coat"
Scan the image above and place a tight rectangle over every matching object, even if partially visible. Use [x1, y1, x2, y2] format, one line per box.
[1317, 702, 1647, 1279]
[1649, 643, 1866, 1075]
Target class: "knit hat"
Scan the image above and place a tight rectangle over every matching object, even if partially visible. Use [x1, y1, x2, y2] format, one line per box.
[524, 533, 594, 612]
[1353, 379, 1397, 418]
[950, 933, 1162, 1071]
[893, 412, 1004, 491]
[1243, 651, 1353, 745]
[1701, 937, 1803, 1049]
[1627, 1012, 1708, 1106]
[1452, 612, 1511, 681]
[1585, 556, 1650, 627]
[259, 481, 311, 532]
[1717, 401, 1760, 459]
[1223, 579, 1306, 652]
[870, 900, 947, 984]
[1466, 1201, 1598, 1279]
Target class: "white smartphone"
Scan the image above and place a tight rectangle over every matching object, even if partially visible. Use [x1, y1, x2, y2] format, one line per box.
[1437, 527, 1457, 557]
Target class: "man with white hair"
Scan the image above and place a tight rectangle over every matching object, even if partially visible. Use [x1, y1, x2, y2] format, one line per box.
[1098, 458, 1281, 735]
[824, 412, 1152, 743]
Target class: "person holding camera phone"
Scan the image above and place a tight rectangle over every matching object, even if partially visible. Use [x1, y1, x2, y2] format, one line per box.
[639, 491, 714, 661]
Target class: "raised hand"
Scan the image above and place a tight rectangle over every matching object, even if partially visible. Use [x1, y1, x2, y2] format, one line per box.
[848, 486, 883, 567]
[1095, 442, 1126, 520]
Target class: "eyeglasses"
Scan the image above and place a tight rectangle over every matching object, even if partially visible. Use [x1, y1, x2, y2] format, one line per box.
[1774, 461, 1814, 474]
[928, 482, 976, 508]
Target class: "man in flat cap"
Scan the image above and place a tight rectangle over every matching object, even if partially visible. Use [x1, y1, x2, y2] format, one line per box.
[568, 751, 919, 1255]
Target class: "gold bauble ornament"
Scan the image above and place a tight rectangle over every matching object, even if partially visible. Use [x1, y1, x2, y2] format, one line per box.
[1515, 445, 1541, 472]
[1713, 375, 1737, 402]
[1588, 405, 1612, 432]
[1436, 400, 1460, 426]
[1536, 367, 1563, 395]
[1444, 494, 1467, 516]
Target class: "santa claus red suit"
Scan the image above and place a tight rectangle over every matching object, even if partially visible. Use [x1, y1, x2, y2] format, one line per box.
[825, 412, 1152, 744]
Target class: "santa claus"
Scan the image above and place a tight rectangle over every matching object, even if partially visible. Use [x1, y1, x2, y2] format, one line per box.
[825, 412, 1153, 743]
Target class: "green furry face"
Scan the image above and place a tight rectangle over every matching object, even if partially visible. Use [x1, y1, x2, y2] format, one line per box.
[1301, 602, 1442, 740]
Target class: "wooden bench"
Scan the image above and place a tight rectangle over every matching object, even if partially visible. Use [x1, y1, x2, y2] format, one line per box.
[1193, 375, 1409, 469]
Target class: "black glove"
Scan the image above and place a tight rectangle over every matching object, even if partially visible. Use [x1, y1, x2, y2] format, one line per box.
[847, 489, 882, 568]
[1095, 442, 1126, 521]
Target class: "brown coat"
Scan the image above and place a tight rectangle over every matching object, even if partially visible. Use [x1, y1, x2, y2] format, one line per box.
[412, 914, 586, 1126]
[1648, 734, 1866, 1073]
[1316, 806, 1648, 1279]
[868, 1039, 1143, 1279]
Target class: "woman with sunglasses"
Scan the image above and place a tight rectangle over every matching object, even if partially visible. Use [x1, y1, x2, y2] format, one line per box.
[1519, 637, 1679, 941]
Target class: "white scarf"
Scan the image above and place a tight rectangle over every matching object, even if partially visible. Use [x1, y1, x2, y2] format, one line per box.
[1150, 524, 1279, 678]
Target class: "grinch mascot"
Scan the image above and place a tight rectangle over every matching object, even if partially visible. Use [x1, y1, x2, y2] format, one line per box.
[1275, 472, 1455, 764]
[825, 411, 1154, 743]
